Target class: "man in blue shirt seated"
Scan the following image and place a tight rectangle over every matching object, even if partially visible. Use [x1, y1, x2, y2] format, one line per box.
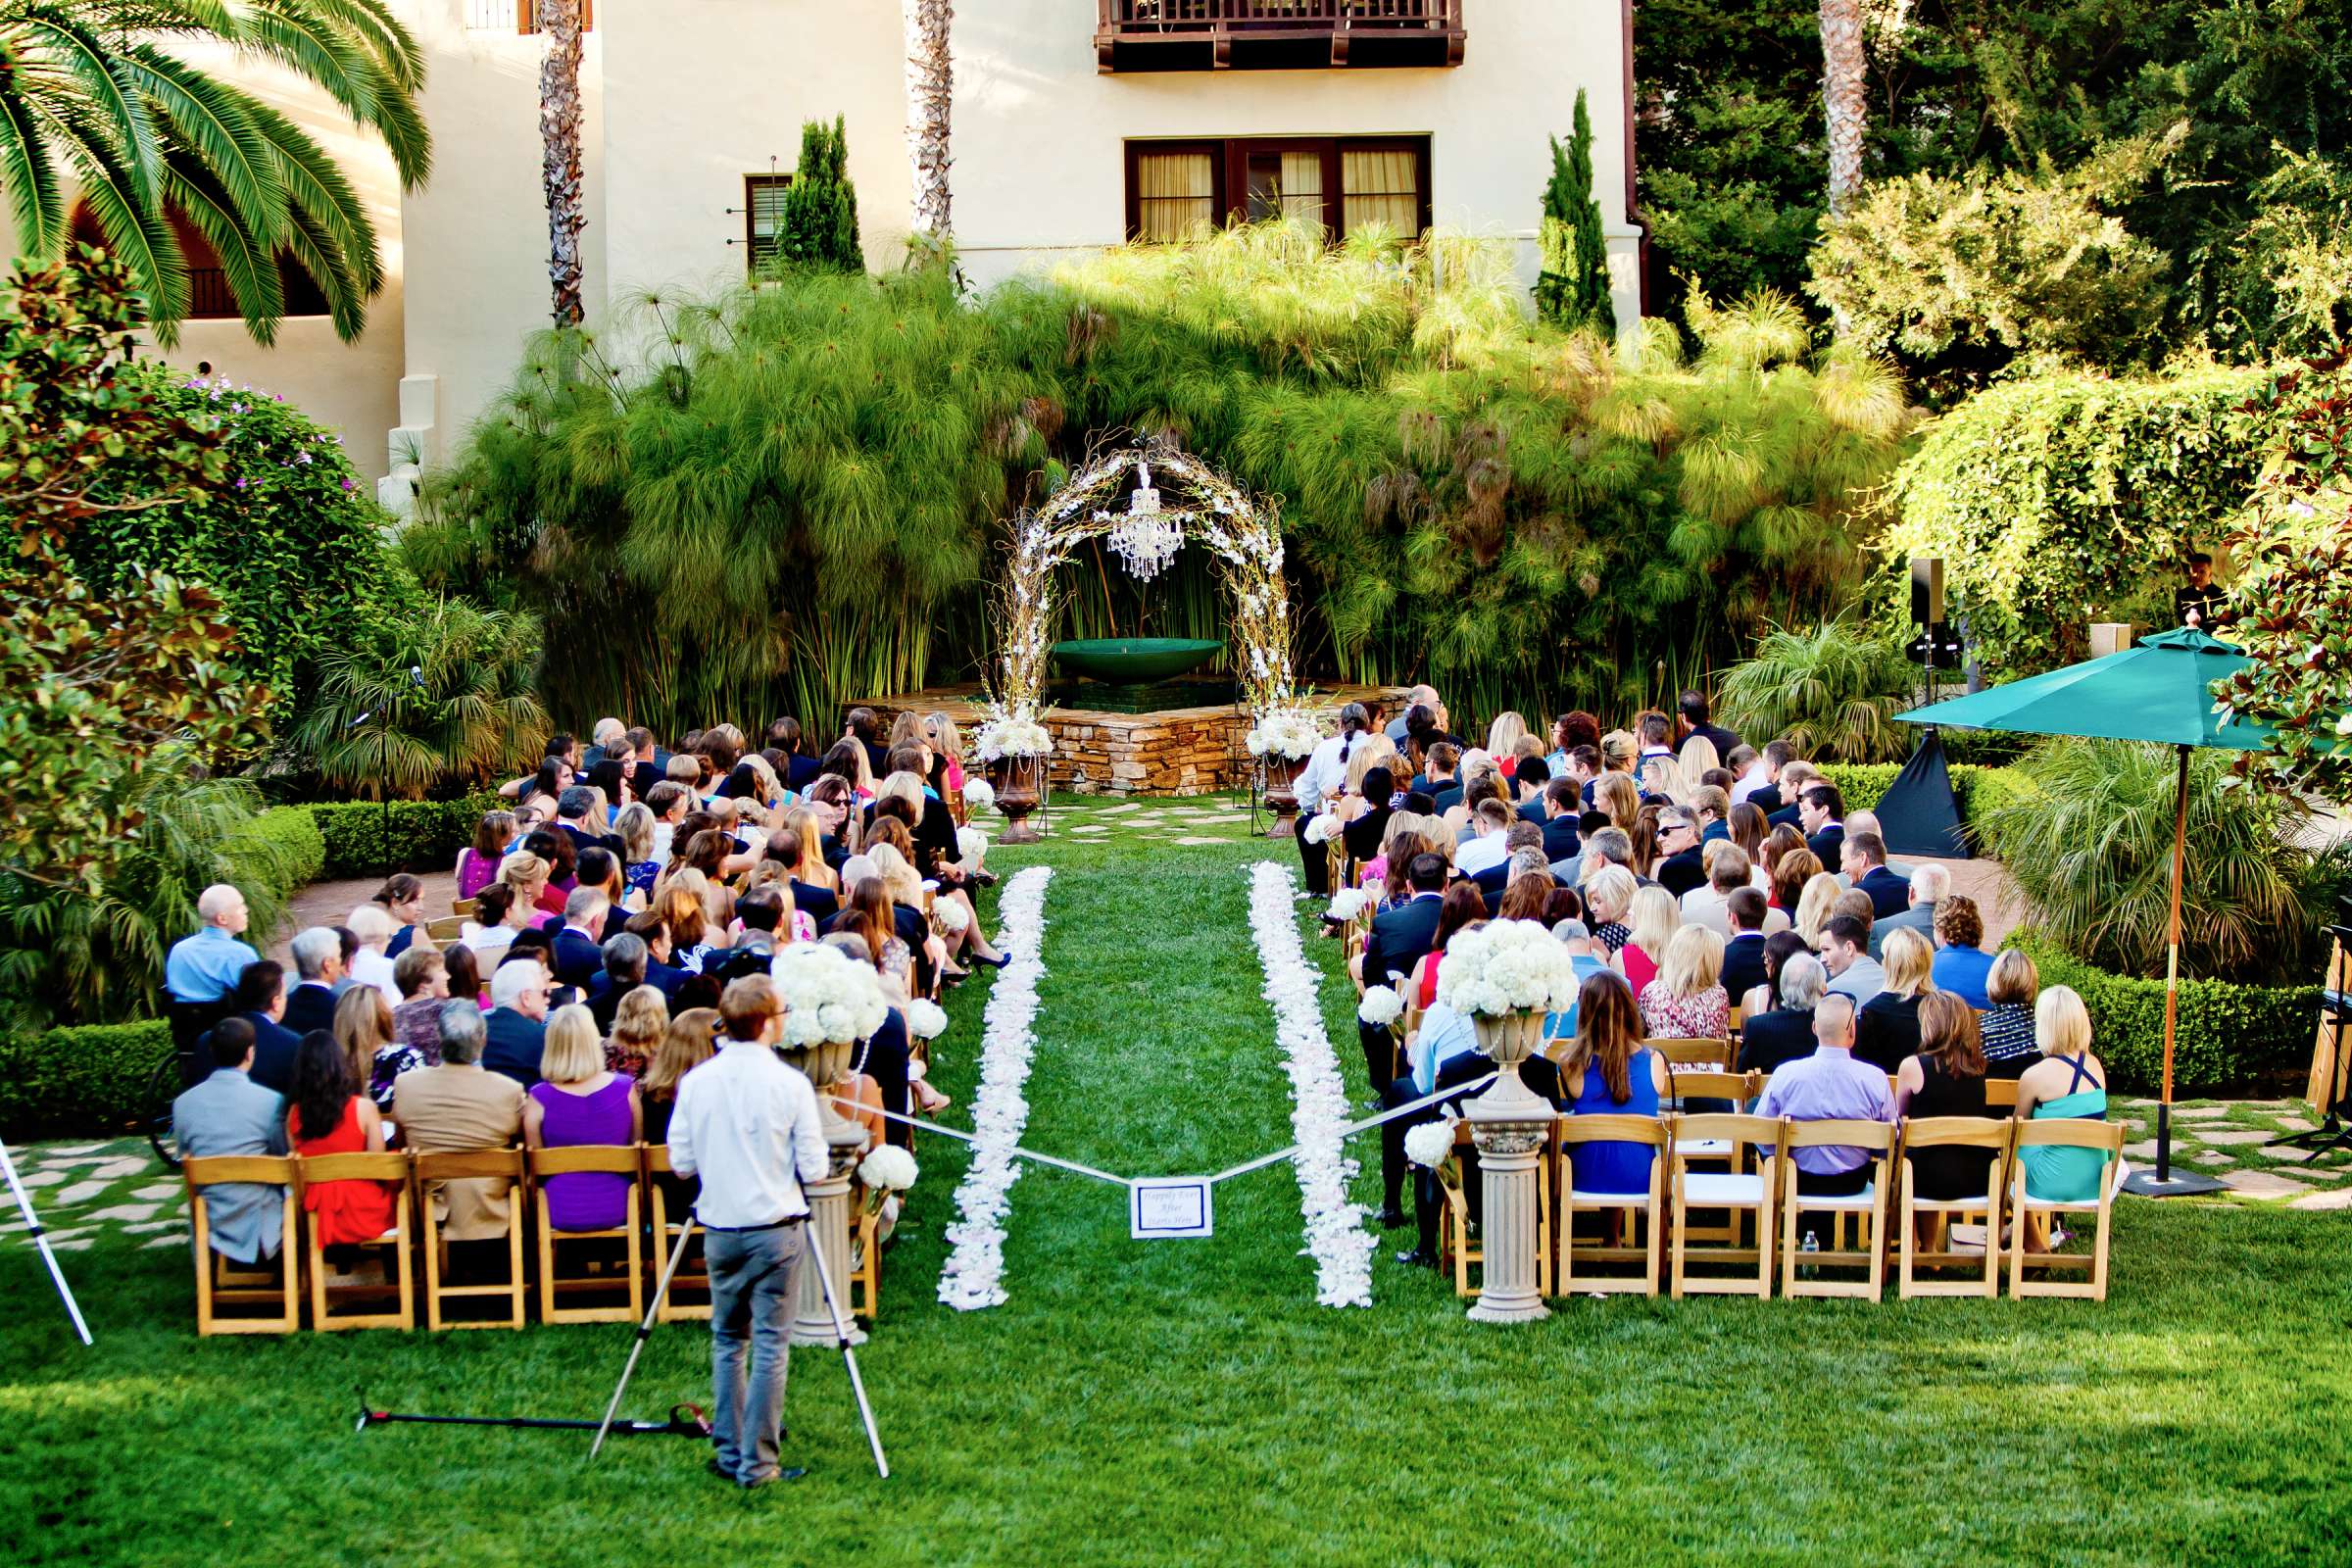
[165, 885, 261, 1004]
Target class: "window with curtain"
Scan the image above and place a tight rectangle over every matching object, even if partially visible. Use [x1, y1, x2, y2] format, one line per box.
[1136, 151, 1217, 241]
[1245, 151, 1327, 226]
[744, 174, 791, 270]
[1341, 148, 1422, 238]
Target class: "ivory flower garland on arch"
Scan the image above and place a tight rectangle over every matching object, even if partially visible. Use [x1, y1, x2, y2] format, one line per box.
[977, 440, 1318, 760]
[937, 863, 1054, 1311]
[1249, 858, 1378, 1308]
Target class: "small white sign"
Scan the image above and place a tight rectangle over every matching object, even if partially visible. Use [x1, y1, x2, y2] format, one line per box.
[1130, 1177, 1214, 1240]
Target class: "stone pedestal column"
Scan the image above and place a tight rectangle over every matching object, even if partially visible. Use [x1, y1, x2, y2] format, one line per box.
[792, 1126, 867, 1347]
[1467, 1009, 1553, 1324]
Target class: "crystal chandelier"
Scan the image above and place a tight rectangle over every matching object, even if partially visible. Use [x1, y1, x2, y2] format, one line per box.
[1104, 462, 1184, 582]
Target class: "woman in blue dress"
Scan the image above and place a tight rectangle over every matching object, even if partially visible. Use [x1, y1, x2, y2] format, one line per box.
[1550, 970, 1669, 1195]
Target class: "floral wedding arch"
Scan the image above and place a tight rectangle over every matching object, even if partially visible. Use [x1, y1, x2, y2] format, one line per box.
[975, 443, 1321, 763]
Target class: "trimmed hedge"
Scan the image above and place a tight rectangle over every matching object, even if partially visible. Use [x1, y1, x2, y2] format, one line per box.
[1817, 761, 2034, 837]
[306, 794, 501, 879]
[2006, 930, 2319, 1095]
[0, 1020, 173, 1141]
[242, 805, 327, 888]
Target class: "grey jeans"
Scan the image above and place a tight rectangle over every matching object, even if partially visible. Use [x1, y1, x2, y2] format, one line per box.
[706, 1221, 808, 1483]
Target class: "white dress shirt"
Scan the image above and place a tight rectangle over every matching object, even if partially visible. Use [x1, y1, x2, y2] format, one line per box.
[350, 948, 401, 1009]
[1453, 832, 1509, 877]
[667, 1041, 829, 1228]
[1293, 732, 1351, 814]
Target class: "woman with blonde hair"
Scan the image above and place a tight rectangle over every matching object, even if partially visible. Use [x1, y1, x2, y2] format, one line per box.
[1617, 884, 1683, 997]
[1793, 870, 1844, 949]
[1598, 729, 1638, 778]
[654, 873, 717, 973]
[1639, 924, 1728, 1039]
[804, 773, 862, 859]
[924, 710, 967, 804]
[603, 984, 669, 1078]
[1981, 949, 2042, 1077]
[612, 801, 661, 903]
[1591, 770, 1642, 837]
[1485, 710, 1529, 760]
[1583, 865, 1639, 955]
[779, 805, 838, 895]
[524, 1004, 642, 1232]
[1677, 733, 1721, 781]
[1340, 733, 1401, 812]
[2014, 984, 2111, 1218]
[1856, 926, 1937, 1072]
[1640, 752, 1692, 806]
[496, 853, 558, 933]
[332, 984, 400, 1111]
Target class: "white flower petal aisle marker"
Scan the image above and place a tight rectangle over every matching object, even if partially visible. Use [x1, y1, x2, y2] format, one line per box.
[937, 863, 1054, 1312]
[1249, 859, 1377, 1308]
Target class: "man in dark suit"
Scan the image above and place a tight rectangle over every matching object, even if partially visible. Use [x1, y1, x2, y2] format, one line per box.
[279, 926, 343, 1036]
[1353, 853, 1449, 1090]
[1766, 760, 1819, 829]
[1720, 889, 1773, 1004]
[625, 725, 675, 785]
[1539, 777, 1582, 867]
[1736, 952, 1826, 1077]
[482, 958, 552, 1088]
[210, 959, 303, 1093]
[1693, 785, 1732, 844]
[846, 708, 891, 781]
[1799, 781, 1846, 869]
[555, 784, 623, 858]
[1679, 690, 1741, 760]
[1653, 808, 1709, 899]
[550, 887, 610, 991]
[1738, 739, 1794, 816]
[620, 913, 689, 997]
[1511, 755, 1552, 825]
[1842, 831, 1911, 919]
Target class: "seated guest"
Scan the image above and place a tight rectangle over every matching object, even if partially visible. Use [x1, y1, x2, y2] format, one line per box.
[1354, 853, 1452, 1087]
[1820, 913, 1886, 1004]
[172, 1018, 290, 1264]
[604, 984, 669, 1078]
[555, 783, 624, 858]
[460, 883, 529, 961]
[622, 912, 690, 997]
[285, 1029, 399, 1249]
[281, 926, 345, 1035]
[551, 886, 611, 991]
[1538, 777, 1583, 868]
[482, 958, 553, 1087]
[390, 946, 451, 1057]
[1738, 952, 1827, 1076]
[1895, 992, 1995, 1239]
[1582, 865, 1638, 956]
[1720, 889, 1776, 1004]
[1552, 970, 1668, 1192]
[443, 944, 484, 1009]
[458, 811, 516, 902]
[1738, 928, 1812, 1022]
[709, 886, 788, 982]
[1733, 739, 1791, 810]
[508, 841, 567, 922]
[1929, 896, 1993, 1007]
[1403, 882, 1490, 1014]
[1767, 760, 1821, 828]
[345, 906, 402, 1007]
[1452, 798, 1514, 876]
[591, 933, 651, 1028]
[1682, 842, 1788, 939]
[1651, 807, 1707, 898]
[1979, 949, 2042, 1077]
[1872, 862, 1948, 957]
[1756, 993, 1894, 1239]
[1617, 886, 1682, 997]
[1855, 928, 1936, 1073]
[373, 874, 430, 959]
[1798, 781, 1846, 867]
[1538, 920, 1616, 1042]
[761, 824, 840, 925]
[1841, 832, 1910, 919]
[642, 1005, 720, 1216]
[332, 984, 402, 1111]
[166, 883, 263, 1008]
[213, 960, 303, 1094]
[1378, 955, 1491, 1257]
[1639, 925, 1729, 1040]
[1690, 784, 1732, 844]
[394, 1002, 528, 1243]
[1510, 754, 1551, 821]
[826, 930, 923, 1135]
[2014, 984, 2112, 1223]
[1769, 844, 1821, 918]
[524, 1004, 642, 1232]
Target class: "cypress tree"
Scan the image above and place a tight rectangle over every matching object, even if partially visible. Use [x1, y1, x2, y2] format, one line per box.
[1536, 89, 1613, 340]
[781, 116, 865, 272]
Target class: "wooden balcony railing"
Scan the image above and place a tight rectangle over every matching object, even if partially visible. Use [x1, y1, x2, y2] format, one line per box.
[1096, 0, 1464, 71]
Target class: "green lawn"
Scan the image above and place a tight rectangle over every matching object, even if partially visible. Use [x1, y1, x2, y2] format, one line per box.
[6, 797, 2351, 1566]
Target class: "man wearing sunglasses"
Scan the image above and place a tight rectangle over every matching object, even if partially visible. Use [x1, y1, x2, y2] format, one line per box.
[1653, 808, 1709, 900]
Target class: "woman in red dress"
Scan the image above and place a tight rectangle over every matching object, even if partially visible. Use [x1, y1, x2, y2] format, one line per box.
[286, 1029, 398, 1248]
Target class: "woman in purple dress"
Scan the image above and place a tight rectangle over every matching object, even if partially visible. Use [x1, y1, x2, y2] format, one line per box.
[522, 1004, 642, 1230]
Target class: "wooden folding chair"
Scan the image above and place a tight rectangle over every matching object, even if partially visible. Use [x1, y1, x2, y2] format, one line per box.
[183, 1155, 302, 1335]
[851, 1202, 882, 1319]
[415, 1149, 526, 1330]
[425, 914, 467, 943]
[1895, 1117, 2011, 1299]
[2007, 1120, 2126, 1300]
[1983, 1077, 2020, 1111]
[1779, 1120, 1894, 1300]
[452, 897, 478, 918]
[531, 1146, 645, 1325]
[645, 1145, 710, 1322]
[1653, 1037, 1734, 1073]
[1668, 1113, 1783, 1298]
[1436, 1117, 1554, 1300]
[1554, 1115, 1667, 1297]
[1663, 1070, 1758, 1247]
[299, 1152, 416, 1331]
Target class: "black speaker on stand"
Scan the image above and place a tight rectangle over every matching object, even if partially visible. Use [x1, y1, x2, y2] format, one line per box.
[1883, 558, 1973, 860]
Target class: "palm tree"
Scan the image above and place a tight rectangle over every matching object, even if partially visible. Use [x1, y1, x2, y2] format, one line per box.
[537, 0, 585, 324]
[1818, 0, 1866, 217]
[903, 0, 951, 247]
[0, 0, 428, 345]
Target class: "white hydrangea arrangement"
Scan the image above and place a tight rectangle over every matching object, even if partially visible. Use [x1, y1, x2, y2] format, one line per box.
[1356, 984, 1404, 1026]
[1402, 1116, 1459, 1172]
[858, 1144, 919, 1192]
[1246, 708, 1323, 760]
[906, 998, 950, 1040]
[769, 941, 890, 1046]
[974, 708, 1052, 761]
[932, 896, 970, 936]
[1434, 918, 1584, 1018]
[961, 778, 997, 813]
[1325, 888, 1369, 922]
[1302, 811, 1341, 845]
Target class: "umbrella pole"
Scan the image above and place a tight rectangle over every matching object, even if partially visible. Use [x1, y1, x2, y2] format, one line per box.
[2127, 744, 2226, 1197]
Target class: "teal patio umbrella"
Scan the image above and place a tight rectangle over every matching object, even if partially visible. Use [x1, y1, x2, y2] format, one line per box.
[1896, 626, 2275, 1196]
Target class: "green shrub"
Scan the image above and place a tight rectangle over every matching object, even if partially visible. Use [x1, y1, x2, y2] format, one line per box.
[1816, 760, 2027, 833]
[2006, 930, 2319, 1094]
[307, 795, 500, 879]
[241, 807, 327, 888]
[0, 1020, 173, 1140]
[1716, 618, 1920, 763]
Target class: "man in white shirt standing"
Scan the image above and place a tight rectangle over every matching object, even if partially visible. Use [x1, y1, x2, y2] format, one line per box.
[668, 975, 829, 1490]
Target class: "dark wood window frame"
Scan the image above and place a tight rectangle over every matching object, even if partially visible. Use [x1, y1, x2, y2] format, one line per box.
[1123, 135, 1432, 243]
[744, 172, 792, 271]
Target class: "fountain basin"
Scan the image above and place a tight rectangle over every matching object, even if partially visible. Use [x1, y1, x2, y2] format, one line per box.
[1050, 637, 1223, 683]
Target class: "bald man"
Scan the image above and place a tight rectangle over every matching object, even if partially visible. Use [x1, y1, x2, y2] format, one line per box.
[166, 885, 260, 1005]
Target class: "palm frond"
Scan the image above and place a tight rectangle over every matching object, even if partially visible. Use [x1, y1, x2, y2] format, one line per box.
[122, 44, 286, 242]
